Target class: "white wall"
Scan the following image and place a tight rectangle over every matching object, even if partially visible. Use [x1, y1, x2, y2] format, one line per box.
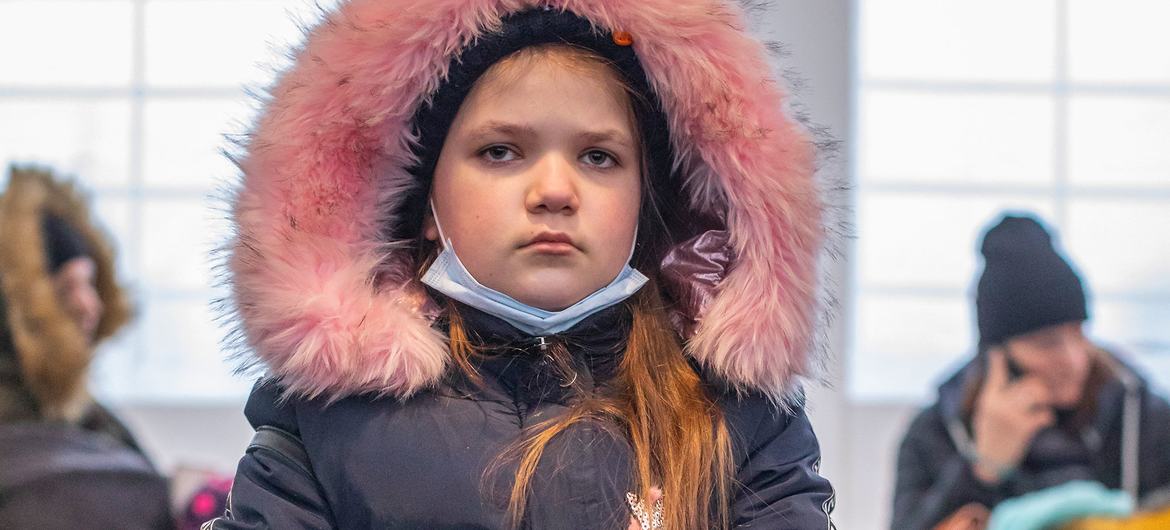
[115, 403, 252, 474]
[110, 2, 926, 529]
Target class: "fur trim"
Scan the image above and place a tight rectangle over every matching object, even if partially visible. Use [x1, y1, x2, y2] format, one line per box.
[224, 0, 826, 403]
[0, 166, 132, 419]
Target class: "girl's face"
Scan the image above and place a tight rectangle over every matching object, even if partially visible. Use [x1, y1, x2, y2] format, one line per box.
[426, 52, 642, 311]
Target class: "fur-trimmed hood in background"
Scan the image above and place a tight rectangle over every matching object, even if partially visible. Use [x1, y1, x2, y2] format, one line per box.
[225, 0, 832, 404]
[0, 166, 132, 420]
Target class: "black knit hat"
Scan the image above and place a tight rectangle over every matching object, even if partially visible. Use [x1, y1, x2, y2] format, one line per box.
[976, 213, 1088, 348]
[41, 213, 90, 273]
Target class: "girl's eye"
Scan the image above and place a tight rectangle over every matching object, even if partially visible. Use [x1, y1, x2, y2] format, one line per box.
[581, 150, 617, 169]
[480, 145, 518, 163]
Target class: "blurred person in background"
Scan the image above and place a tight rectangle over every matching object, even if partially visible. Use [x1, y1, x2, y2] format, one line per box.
[891, 213, 1170, 530]
[0, 166, 174, 529]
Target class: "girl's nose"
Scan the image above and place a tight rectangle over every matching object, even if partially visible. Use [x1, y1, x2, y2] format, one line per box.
[525, 154, 580, 214]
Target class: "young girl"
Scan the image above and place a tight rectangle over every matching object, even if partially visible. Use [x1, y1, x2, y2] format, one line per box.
[211, 1, 835, 528]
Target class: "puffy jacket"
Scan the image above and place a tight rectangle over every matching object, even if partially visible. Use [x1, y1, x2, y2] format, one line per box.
[0, 422, 173, 530]
[209, 305, 836, 529]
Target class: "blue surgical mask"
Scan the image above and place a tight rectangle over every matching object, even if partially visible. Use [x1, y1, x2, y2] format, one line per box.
[421, 202, 647, 336]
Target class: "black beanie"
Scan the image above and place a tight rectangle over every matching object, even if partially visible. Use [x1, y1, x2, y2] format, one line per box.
[41, 213, 90, 273]
[976, 214, 1088, 348]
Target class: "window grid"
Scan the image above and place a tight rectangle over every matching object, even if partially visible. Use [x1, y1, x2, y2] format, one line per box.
[853, 0, 1170, 400]
[129, 0, 148, 375]
[0, 0, 259, 401]
[862, 80, 1170, 97]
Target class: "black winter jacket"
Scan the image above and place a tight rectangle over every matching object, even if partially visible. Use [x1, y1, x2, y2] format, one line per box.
[0, 421, 173, 529]
[209, 306, 836, 529]
[891, 353, 1170, 530]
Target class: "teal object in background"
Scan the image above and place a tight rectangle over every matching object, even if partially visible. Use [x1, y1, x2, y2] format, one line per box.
[989, 481, 1135, 530]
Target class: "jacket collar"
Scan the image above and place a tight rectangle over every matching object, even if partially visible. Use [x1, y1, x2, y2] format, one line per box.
[449, 301, 631, 406]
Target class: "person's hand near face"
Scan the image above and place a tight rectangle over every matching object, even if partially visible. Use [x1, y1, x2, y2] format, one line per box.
[971, 349, 1056, 485]
[971, 322, 1093, 485]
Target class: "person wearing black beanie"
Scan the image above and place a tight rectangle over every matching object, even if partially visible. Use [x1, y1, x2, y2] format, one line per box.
[891, 212, 1170, 530]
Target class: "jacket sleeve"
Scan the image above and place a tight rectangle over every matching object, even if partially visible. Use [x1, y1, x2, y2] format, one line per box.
[728, 399, 837, 529]
[891, 407, 1002, 530]
[1140, 386, 1170, 500]
[203, 382, 336, 530]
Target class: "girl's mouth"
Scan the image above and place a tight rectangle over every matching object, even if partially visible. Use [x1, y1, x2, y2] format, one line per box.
[523, 231, 578, 254]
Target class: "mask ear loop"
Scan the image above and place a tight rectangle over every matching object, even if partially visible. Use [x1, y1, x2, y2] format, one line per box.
[626, 223, 639, 265]
[429, 198, 451, 250]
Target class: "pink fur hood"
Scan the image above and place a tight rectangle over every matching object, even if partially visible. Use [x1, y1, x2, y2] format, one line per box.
[225, 0, 830, 404]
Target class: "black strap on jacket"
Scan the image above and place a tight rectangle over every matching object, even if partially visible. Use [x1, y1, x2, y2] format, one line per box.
[247, 425, 314, 481]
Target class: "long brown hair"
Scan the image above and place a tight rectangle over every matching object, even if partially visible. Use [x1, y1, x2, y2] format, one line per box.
[447, 282, 735, 530]
[420, 45, 736, 529]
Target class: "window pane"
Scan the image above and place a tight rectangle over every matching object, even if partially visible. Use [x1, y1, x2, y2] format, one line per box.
[1069, 0, 1170, 83]
[850, 294, 972, 401]
[141, 199, 228, 292]
[1091, 299, 1170, 395]
[92, 195, 137, 279]
[144, 0, 333, 87]
[133, 296, 249, 401]
[90, 326, 142, 402]
[859, 91, 1054, 185]
[1067, 96, 1170, 189]
[1065, 200, 1170, 296]
[0, 1, 134, 86]
[0, 99, 132, 188]
[860, 0, 1056, 82]
[143, 97, 256, 190]
[859, 193, 1055, 289]
[1091, 299, 1170, 354]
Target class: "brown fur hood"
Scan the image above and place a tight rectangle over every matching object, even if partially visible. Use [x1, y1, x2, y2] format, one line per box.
[0, 166, 132, 420]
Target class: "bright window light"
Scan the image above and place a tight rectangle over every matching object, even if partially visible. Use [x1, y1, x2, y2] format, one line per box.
[1, 0, 340, 403]
[854, 0, 1170, 402]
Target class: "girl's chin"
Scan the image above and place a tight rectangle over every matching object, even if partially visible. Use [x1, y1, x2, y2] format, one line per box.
[483, 266, 617, 310]
[509, 291, 587, 312]
[502, 281, 596, 311]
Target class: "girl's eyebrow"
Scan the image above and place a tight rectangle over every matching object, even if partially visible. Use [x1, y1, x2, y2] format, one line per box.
[465, 121, 634, 149]
[465, 121, 538, 142]
[578, 130, 635, 149]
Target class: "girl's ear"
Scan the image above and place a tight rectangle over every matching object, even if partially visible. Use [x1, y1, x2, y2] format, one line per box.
[422, 213, 439, 241]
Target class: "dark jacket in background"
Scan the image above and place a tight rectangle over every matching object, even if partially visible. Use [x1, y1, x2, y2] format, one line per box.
[0, 422, 173, 529]
[209, 305, 836, 529]
[891, 351, 1170, 530]
[1, 338, 173, 529]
